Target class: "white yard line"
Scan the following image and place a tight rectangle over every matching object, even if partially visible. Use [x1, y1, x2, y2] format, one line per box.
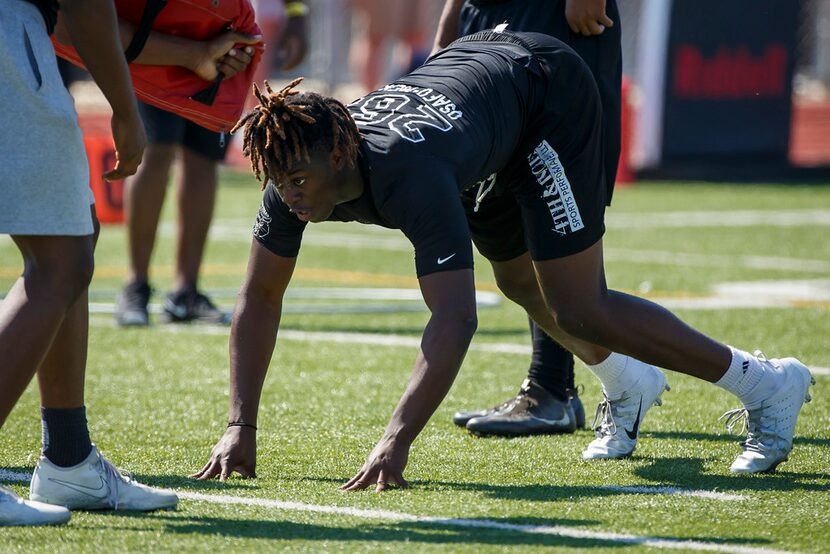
[88, 320, 829, 378]
[0, 471, 784, 554]
[601, 485, 745, 501]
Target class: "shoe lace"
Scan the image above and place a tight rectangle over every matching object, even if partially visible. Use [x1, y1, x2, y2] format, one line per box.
[591, 396, 617, 435]
[98, 451, 134, 510]
[719, 407, 769, 453]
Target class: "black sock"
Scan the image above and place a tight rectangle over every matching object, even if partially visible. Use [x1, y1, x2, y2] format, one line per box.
[526, 318, 573, 401]
[41, 406, 93, 467]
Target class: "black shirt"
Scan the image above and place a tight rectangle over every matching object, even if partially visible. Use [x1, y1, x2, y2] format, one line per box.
[256, 32, 549, 277]
[24, 0, 59, 35]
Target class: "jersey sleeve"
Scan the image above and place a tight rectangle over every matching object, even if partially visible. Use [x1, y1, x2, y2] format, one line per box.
[379, 162, 474, 278]
[252, 182, 307, 257]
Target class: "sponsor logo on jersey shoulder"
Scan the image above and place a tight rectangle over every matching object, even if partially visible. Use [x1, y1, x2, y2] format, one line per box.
[527, 140, 584, 236]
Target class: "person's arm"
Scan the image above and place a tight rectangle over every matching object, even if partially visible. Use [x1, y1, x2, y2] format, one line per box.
[60, 0, 144, 180]
[341, 268, 477, 491]
[54, 15, 261, 81]
[565, 0, 614, 36]
[432, 0, 466, 54]
[191, 241, 296, 480]
[276, 1, 309, 70]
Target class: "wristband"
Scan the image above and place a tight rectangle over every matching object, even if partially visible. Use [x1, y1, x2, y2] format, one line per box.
[285, 2, 309, 17]
[228, 421, 258, 431]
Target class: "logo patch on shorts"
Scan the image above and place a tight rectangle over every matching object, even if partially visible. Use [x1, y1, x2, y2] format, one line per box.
[527, 140, 584, 235]
[252, 202, 272, 238]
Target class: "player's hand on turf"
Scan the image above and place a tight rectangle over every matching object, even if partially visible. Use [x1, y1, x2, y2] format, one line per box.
[340, 437, 410, 492]
[566, 0, 614, 36]
[191, 425, 257, 481]
[192, 32, 262, 81]
[104, 111, 145, 181]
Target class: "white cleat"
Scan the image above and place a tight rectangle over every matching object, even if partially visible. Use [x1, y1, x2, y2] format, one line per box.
[30, 445, 178, 511]
[0, 484, 70, 526]
[582, 364, 670, 460]
[722, 355, 815, 474]
[0, 485, 69, 527]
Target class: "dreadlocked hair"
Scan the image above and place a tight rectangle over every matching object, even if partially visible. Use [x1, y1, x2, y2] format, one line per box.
[232, 77, 361, 190]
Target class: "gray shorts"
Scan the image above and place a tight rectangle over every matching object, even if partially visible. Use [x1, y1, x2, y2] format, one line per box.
[0, 0, 93, 236]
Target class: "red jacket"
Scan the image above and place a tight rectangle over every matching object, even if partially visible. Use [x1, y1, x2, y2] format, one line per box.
[54, 0, 263, 132]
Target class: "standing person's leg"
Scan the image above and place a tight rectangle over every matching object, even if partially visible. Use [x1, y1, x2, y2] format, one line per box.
[117, 102, 181, 326]
[453, 190, 584, 436]
[162, 122, 228, 324]
[173, 148, 218, 291]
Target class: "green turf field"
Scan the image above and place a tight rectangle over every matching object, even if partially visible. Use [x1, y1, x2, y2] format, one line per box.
[1, 171, 828, 553]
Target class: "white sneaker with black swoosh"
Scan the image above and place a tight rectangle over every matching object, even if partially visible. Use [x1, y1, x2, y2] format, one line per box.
[29, 445, 178, 511]
[582, 364, 669, 460]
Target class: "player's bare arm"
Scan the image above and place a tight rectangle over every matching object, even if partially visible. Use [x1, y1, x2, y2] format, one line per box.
[60, 0, 145, 180]
[341, 269, 478, 491]
[192, 242, 297, 480]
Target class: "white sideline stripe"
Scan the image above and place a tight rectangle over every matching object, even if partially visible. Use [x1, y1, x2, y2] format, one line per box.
[0, 473, 783, 553]
[0, 469, 32, 482]
[91, 321, 830, 378]
[602, 486, 745, 501]
[179, 492, 794, 553]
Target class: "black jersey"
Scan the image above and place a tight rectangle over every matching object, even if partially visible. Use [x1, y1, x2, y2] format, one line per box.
[256, 31, 584, 277]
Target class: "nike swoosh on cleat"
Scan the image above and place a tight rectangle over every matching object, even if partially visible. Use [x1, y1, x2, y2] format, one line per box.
[625, 397, 643, 440]
[47, 477, 108, 499]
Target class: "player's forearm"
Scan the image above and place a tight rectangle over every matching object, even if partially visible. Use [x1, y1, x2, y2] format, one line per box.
[382, 312, 477, 445]
[227, 286, 282, 425]
[60, 0, 138, 118]
[432, 0, 466, 53]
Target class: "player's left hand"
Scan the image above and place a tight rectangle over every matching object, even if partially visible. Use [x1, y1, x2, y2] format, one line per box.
[340, 437, 410, 492]
[565, 0, 614, 36]
[192, 31, 262, 81]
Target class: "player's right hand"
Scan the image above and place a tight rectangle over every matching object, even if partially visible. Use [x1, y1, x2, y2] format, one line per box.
[565, 0, 614, 36]
[104, 110, 145, 181]
[191, 425, 257, 481]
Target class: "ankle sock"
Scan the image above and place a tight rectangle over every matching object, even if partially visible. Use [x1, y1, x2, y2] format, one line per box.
[41, 406, 92, 467]
[715, 347, 784, 410]
[586, 353, 647, 400]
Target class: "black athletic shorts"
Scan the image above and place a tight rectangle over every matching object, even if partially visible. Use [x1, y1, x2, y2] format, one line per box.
[459, 0, 622, 203]
[137, 100, 229, 161]
[461, 31, 606, 262]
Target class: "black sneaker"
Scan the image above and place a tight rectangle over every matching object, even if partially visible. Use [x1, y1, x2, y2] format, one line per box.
[115, 281, 151, 326]
[162, 287, 228, 324]
[465, 378, 577, 437]
[452, 397, 516, 427]
[567, 386, 586, 430]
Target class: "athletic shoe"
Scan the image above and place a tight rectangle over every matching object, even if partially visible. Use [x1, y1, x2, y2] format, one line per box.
[466, 378, 577, 437]
[567, 386, 586, 430]
[162, 287, 228, 324]
[30, 445, 178, 511]
[115, 281, 151, 327]
[452, 397, 515, 427]
[0, 485, 70, 526]
[582, 365, 669, 460]
[721, 355, 814, 474]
